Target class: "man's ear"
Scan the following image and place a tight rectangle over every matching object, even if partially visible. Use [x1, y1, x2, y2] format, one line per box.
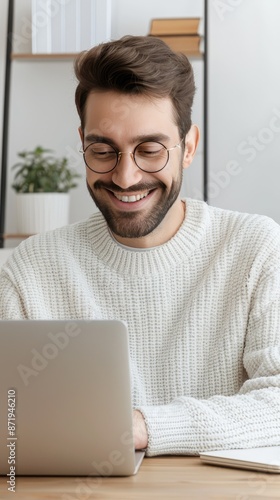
[78, 126, 83, 143]
[182, 125, 200, 170]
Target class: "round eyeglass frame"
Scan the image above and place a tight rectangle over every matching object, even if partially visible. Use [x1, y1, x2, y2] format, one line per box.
[80, 139, 183, 174]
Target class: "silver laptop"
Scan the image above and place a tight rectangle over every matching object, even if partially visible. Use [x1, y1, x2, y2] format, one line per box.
[0, 320, 145, 476]
[200, 446, 280, 473]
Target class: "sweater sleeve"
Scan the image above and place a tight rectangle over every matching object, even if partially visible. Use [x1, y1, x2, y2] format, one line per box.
[137, 259, 280, 456]
[0, 271, 27, 319]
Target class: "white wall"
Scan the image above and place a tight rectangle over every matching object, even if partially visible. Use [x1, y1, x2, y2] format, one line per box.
[0, 0, 204, 239]
[209, 0, 280, 223]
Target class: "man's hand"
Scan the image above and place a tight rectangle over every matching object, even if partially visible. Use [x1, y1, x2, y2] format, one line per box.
[133, 410, 148, 450]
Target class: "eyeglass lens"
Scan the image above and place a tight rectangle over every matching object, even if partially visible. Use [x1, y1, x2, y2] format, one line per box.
[84, 142, 169, 173]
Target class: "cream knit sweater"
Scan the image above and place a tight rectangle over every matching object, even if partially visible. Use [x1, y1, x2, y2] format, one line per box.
[1, 198, 280, 456]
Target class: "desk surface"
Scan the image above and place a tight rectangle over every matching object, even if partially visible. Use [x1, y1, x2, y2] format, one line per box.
[1, 456, 280, 499]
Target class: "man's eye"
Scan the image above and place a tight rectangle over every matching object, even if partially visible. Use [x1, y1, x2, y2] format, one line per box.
[88, 145, 116, 159]
[137, 148, 163, 157]
[136, 142, 164, 157]
[92, 150, 114, 156]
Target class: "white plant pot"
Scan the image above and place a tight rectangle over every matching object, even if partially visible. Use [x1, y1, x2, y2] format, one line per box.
[16, 193, 70, 234]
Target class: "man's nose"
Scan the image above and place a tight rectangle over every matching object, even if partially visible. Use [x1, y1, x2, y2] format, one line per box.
[111, 151, 143, 189]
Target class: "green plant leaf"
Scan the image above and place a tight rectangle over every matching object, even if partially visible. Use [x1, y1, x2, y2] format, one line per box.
[11, 146, 81, 193]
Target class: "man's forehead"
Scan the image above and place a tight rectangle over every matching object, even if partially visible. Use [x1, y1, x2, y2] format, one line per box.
[85, 90, 173, 114]
[83, 91, 176, 137]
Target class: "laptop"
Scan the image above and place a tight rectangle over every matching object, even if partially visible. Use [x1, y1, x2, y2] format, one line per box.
[0, 320, 145, 476]
[200, 446, 280, 473]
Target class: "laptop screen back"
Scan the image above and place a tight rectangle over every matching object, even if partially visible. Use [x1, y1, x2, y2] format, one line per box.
[0, 320, 138, 476]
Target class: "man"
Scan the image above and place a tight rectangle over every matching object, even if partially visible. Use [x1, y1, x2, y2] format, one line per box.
[1, 36, 280, 456]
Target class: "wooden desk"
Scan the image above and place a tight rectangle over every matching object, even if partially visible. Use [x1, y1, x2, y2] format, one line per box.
[1, 456, 280, 499]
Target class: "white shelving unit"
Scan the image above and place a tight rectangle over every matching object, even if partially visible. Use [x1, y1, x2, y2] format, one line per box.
[0, 0, 208, 247]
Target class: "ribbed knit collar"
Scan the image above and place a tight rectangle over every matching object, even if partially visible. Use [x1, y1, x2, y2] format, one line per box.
[86, 198, 210, 276]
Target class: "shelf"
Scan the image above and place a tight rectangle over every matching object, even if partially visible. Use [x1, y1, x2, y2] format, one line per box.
[3, 233, 34, 239]
[11, 53, 78, 60]
[11, 51, 203, 60]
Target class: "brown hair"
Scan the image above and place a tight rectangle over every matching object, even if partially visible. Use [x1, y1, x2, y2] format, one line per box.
[74, 35, 196, 139]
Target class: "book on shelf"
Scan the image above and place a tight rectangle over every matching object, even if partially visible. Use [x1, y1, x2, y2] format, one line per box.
[150, 35, 201, 56]
[148, 17, 203, 56]
[149, 17, 201, 36]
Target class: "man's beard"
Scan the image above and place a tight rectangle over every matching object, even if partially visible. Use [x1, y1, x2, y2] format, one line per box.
[86, 170, 183, 239]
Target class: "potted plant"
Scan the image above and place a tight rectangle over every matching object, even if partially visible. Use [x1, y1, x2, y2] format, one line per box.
[11, 146, 81, 234]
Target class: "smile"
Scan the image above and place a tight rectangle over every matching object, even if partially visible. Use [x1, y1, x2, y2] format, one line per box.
[113, 191, 150, 203]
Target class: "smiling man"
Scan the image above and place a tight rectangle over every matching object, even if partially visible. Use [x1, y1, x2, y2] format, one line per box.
[80, 91, 197, 247]
[1, 36, 280, 455]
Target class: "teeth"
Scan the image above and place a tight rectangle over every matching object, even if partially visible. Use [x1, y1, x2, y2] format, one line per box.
[114, 192, 149, 203]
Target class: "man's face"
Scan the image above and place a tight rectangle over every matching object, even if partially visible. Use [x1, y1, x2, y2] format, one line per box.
[80, 91, 196, 247]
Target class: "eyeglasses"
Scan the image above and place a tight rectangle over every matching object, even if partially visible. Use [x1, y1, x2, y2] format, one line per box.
[80, 139, 183, 174]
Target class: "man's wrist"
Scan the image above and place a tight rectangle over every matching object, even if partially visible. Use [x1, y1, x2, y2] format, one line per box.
[133, 409, 148, 450]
